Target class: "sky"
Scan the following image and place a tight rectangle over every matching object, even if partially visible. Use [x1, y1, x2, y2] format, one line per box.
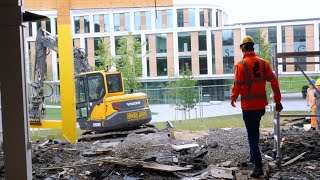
[221, 0, 320, 24]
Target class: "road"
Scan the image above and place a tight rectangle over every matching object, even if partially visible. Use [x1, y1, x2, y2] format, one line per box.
[150, 93, 308, 122]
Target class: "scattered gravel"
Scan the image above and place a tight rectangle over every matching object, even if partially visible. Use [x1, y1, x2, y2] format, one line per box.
[198, 128, 250, 165]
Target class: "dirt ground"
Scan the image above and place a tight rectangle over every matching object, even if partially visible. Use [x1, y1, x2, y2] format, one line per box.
[0, 126, 319, 179]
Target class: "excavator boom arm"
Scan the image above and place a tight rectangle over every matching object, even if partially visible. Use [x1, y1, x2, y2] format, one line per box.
[30, 28, 93, 124]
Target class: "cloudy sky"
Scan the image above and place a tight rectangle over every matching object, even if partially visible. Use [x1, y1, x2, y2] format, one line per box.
[220, 0, 320, 24]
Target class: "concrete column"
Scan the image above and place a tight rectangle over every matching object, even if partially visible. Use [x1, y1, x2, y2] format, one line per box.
[130, 11, 134, 32]
[151, 10, 156, 30]
[191, 32, 199, 75]
[25, 23, 30, 38]
[285, 26, 294, 72]
[277, 25, 283, 73]
[0, 1, 32, 179]
[214, 30, 223, 74]
[89, 14, 94, 34]
[167, 33, 174, 75]
[306, 24, 315, 71]
[195, 8, 200, 27]
[212, 9, 216, 28]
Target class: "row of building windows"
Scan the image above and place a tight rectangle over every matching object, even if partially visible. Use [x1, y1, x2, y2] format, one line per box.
[73, 8, 214, 34]
[27, 23, 320, 80]
[27, 8, 217, 37]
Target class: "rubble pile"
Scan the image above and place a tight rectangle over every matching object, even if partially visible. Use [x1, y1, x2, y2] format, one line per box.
[260, 128, 320, 179]
[0, 127, 319, 179]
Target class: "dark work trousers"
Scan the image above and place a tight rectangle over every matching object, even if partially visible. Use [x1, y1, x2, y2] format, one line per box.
[242, 109, 265, 168]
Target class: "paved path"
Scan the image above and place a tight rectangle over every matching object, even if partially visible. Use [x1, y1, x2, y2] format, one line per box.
[150, 93, 308, 122]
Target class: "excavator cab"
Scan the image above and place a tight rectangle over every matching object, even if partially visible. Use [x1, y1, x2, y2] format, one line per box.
[75, 70, 152, 132]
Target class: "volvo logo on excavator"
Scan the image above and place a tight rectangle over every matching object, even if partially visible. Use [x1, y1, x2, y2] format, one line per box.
[126, 101, 141, 106]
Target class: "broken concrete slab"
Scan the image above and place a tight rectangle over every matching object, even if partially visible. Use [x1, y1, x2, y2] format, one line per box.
[171, 144, 199, 151]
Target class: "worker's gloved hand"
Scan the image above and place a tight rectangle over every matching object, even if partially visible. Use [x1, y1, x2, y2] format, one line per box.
[276, 102, 283, 112]
[231, 99, 236, 107]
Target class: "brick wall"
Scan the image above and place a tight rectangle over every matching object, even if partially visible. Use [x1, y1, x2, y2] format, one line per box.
[233, 29, 242, 63]
[306, 24, 315, 71]
[73, 38, 80, 48]
[214, 30, 223, 74]
[191, 32, 199, 75]
[166, 33, 174, 75]
[183, 9, 189, 27]
[285, 26, 294, 72]
[80, 16, 84, 34]
[148, 34, 157, 77]
[25, 0, 173, 10]
[204, 9, 209, 27]
[141, 12, 146, 30]
[162, 10, 167, 29]
[86, 38, 95, 67]
[99, 15, 104, 32]
[120, 13, 125, 31]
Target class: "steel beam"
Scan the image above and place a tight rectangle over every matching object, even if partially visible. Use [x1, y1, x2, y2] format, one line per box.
[57, 0, 77, 142]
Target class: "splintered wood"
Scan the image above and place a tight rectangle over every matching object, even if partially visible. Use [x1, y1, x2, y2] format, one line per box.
[99, 157, 190, 172]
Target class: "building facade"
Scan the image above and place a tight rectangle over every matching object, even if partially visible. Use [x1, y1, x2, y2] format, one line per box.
[24, 0, 320, 90]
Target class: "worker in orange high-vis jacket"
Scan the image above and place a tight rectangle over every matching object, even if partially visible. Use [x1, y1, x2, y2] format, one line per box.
[306, 79, 317, 128]
[230, 36, 283, 178]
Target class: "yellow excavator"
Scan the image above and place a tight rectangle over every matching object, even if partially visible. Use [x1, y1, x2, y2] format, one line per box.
[29, 28, 152, 135]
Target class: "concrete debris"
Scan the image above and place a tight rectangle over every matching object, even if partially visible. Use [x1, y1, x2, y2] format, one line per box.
[171, 144, 199, 151]
[217, 160, 238, 168]
[99, 157, 191, 172]
[0, 127, 316, 179]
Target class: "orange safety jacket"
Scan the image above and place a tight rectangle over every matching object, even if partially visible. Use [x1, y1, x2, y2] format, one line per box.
[230, 52, 281, 110]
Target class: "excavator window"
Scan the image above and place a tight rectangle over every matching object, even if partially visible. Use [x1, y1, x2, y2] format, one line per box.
[75, 77, 88, 118]
[106, 74, 123, 93]
[88, 74, 106, 101]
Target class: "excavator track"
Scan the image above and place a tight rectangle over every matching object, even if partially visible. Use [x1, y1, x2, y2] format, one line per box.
[78, 127, 159, 142]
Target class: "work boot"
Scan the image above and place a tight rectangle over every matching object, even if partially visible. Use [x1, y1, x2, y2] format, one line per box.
[250, 167, 264, 178]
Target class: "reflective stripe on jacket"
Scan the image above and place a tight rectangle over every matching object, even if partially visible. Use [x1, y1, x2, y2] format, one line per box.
[230, 52, 281, 110]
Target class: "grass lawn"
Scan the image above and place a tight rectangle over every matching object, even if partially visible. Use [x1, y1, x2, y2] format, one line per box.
[153, 111, 308, 131]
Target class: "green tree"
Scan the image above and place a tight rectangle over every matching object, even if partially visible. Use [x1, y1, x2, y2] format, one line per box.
[166, 64, 198, 119]
[114, 33, 143, 91]
[95, 37, 113, 70]
[255, 29, 273, 102]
